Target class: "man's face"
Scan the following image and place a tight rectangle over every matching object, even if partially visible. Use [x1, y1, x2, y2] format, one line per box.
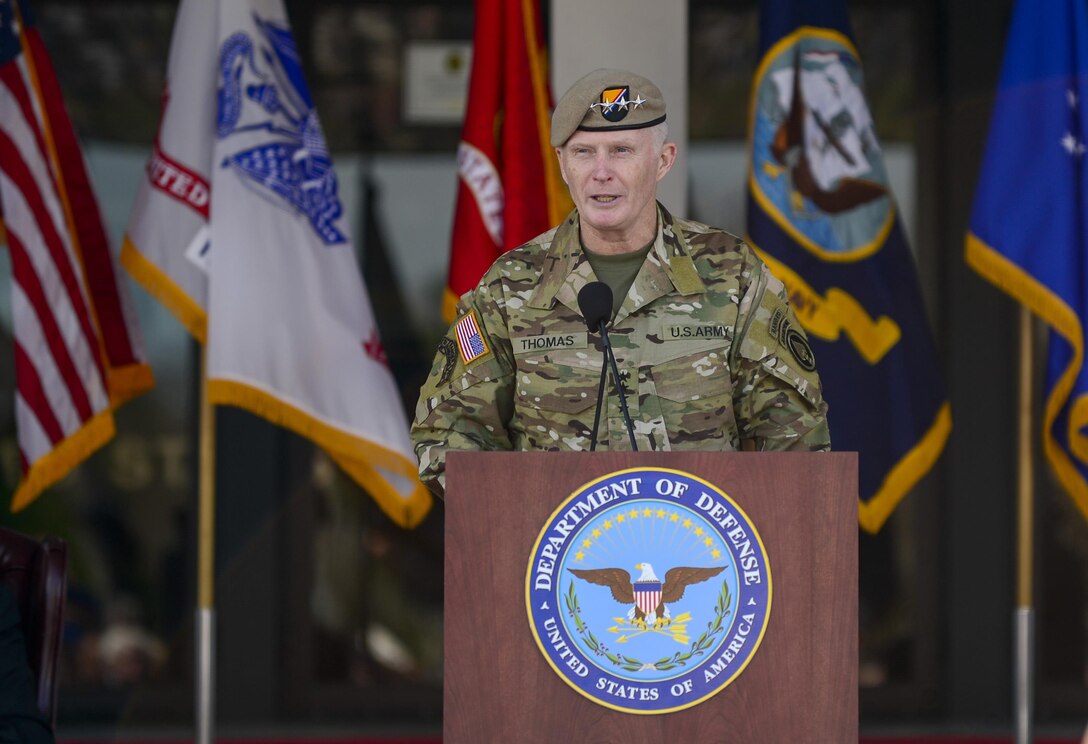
[556, 127, 676, 250]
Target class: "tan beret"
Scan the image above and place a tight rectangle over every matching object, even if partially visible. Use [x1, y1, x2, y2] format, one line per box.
[550, 68, 667, 147]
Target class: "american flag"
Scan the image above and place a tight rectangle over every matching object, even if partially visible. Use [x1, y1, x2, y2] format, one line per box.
[455, 310, 489, 364]
[0, 0, 151, 511]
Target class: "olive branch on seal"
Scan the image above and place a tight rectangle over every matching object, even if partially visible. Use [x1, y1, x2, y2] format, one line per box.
[564, 579, 732, 673]
[565, 580, 643, 672]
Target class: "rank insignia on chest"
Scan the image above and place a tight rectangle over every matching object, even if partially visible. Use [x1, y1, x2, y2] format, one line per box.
[454, 310, 490, 364]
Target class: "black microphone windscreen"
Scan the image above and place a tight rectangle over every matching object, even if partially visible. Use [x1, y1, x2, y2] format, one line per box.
[577, 282, 613, 331]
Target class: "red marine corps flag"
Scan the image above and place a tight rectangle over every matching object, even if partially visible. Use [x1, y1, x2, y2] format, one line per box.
[444, 0, 571, 321]
[0, 0, 153, 511]
[122, 0, 430, 527]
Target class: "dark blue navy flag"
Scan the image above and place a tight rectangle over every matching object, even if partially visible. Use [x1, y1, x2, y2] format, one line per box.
[967, 0, 1088, 524]
[747, 0, 950, 533]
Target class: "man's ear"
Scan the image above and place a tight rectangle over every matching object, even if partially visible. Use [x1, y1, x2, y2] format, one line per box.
[555, 147, 570, 185]
[656, 142, 677, 182]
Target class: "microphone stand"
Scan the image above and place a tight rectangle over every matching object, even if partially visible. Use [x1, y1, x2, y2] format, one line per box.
[589, 355, 608, 451]
[595, 319, 638, 451]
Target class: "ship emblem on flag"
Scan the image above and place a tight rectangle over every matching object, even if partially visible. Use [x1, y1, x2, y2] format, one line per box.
[455, 310, 489, 364]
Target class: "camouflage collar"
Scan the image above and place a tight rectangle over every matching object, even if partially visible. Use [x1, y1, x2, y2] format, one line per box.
[527, 202, 706, 317]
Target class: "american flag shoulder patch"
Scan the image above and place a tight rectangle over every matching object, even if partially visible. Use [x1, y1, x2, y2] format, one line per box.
[454, 310, 490, 364]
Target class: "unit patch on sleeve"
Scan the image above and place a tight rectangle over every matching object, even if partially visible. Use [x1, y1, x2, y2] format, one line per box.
[436, 337, 458, 385]
[767, 306, 787, 340]
[783, 317, 818, 369]
[454, 310, 490, 364]
[782, 324, 817, 371]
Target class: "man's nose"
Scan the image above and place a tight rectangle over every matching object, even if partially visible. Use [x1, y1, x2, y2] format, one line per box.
[591, 156, 613, 180]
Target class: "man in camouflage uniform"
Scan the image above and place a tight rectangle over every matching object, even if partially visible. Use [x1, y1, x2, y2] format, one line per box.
[412, 68, 829, 497]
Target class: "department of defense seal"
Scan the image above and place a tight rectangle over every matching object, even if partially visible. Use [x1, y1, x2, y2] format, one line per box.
[525, 468, 772, 714]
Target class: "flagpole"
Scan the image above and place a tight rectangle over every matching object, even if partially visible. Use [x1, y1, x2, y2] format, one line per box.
[196, 345, 216, 744]
[1014, 305, 1034, 744]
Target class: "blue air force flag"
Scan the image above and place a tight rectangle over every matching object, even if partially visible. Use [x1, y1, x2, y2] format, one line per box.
[747, 0, 950, 533]
[123, 0, 431, 526]
[966, 0, 1088, 524]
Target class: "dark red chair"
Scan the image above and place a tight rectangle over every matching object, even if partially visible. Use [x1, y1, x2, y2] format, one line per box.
[0, 526, 68, 729]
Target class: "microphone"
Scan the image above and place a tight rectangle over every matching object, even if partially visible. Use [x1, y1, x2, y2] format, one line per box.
[577, 281, 612, 333]
[577, 282, 611, 450]
[577, 282, 638, 452]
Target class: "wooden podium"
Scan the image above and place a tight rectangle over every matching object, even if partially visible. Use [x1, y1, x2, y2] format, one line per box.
[445, 451, 857, 743]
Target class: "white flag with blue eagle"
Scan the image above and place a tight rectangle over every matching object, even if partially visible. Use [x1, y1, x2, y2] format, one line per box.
[122, 0, 431, 527]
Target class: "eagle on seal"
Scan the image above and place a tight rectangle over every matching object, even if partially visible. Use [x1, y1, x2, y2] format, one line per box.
[569, 562, 727, 629]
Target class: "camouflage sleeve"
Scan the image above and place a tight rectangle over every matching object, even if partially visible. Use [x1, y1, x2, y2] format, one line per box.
[730, 258, 831, 452]
[410, 281, 515, 498]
